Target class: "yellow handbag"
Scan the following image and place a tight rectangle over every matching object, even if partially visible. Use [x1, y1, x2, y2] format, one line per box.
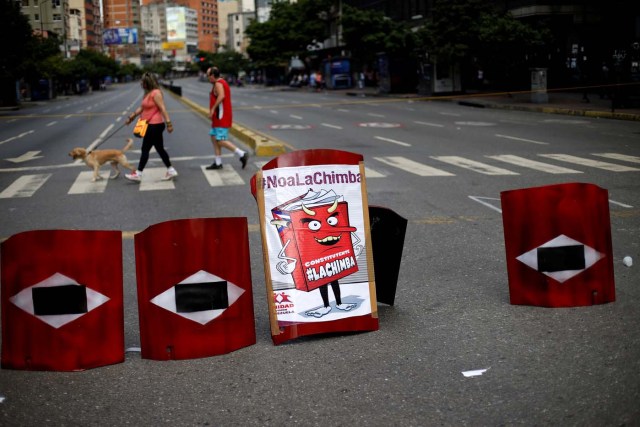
[133, 119, 148, 138]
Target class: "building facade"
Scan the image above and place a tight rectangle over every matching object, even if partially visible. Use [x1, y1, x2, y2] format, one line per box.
[20, 0, 70, 56]
[102, 0, 143, 63]
[142, 0, 219, 53]
[341, 0, 639, 92]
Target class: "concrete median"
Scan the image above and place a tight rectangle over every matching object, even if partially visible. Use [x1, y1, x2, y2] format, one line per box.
[170, 91, 287, 157]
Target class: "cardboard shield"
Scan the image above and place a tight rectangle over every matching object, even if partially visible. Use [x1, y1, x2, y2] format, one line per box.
[1, 230, 124, 371]
[135, 218, 255, 360]
[251, 149, 379, 345]
[501, 183, 615, 307]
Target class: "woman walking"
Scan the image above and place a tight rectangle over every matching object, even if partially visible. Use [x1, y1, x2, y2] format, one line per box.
[125, 72, 177, 182]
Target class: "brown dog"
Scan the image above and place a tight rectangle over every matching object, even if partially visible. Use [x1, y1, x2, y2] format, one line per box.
[69, 138, 135, 182]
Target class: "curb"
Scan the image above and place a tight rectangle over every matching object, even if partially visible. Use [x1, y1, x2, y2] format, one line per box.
[171, 92, 287, 157]
[454, 99, 640, 121]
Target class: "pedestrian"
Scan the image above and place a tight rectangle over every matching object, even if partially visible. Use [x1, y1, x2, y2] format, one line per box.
[125, 72, 177, 182]
[309, 71, 317, 91]
[205, 67, 249, 170]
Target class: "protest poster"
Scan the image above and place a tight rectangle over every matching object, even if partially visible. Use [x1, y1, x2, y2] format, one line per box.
[251, 150, 378, 344]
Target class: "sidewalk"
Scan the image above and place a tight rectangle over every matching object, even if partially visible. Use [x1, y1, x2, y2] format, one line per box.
[340, 86, 640, 121]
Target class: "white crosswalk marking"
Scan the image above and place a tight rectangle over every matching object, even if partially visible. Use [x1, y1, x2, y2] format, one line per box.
[539, 154, 640, 172]
[0, 152, 637, 199]
[487, 155, 583, 174]
[374, 156, 454, 176]
[201, 165, 245, 187]
[592, 153, 640, 164]
[254, 160, 269, 169]
[364, 167, 385, 178]
[68, 171, 110, 194]
[432, 156, 518, 175]
[139, 168, 176, 191]
[0, 174, 51, 198]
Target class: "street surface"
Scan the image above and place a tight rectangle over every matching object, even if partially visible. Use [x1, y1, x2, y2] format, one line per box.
[0, 78, 639, 425]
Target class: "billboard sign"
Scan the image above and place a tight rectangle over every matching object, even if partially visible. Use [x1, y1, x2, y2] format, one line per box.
[103, 28, 138, 45]
[166, 7, 186, 41]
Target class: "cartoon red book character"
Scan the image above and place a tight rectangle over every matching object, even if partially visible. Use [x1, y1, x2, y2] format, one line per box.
[271, 189, 363, 317]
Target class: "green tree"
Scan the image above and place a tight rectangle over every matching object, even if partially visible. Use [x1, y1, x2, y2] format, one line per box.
[0, 0, 36, 105]
[246, 0, 333, 69]
[416, 0, 550, 89]
[75, 50, 119, 82]
[210, 51, 251, 78]
[118, 63, 141, 81]
[144, 61, 173, 79]
[340, 5, 416, 66]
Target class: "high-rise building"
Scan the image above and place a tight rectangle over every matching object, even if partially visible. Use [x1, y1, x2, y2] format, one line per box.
[103, 0, 142, 63]
[218, 0, 254, 55]
[20, 0, 70, 56]
[20, 0, 102, 55]
[142, 0, 219, 53]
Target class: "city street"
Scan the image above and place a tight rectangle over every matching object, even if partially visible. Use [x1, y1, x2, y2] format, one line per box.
[0, 78, 639, 425]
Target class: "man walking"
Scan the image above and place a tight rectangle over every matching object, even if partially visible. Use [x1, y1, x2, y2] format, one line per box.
[206, 67, 249, 170]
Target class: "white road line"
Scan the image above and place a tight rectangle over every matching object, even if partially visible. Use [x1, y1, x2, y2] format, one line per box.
[321, 123, 343, 129]
[364, 167, 385, 178]
[139, 168, 176, 191]
[593, 153, 640, 164]
[609, 199, 634, 208]
[415, 121, 444, 128]
[85, 124, 117, 152]
[495, 134, 548, 145]
[439, 112, 461, 117]
[46, 121, 57, 127]
[374, 136, 411, 147]
[469, 196, 502, 213]
[368, 113, 385, 118]
[68, 172, 110, 194]
[0, 174, 51, 198]
[488, 155, 582, 174]
[374, 156, 454, 176]
[432, 156, 519, 175]
[201, 165, 245, 187]
[337, 109, 350, 113]
[539, 154, 640, 172]
[290, 115, 303, 120]
[270, 110, 279, 114]
[64, 115, 72, 119]
[0, 130, 34, 146]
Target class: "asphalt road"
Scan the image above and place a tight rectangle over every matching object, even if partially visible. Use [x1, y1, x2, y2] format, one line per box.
[0, 79, 639, 426]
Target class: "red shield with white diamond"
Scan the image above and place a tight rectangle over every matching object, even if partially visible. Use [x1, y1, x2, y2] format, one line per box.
[135, 218, 255, 360]
[1, 230, 124, 371]
[501, 183, 615, 307]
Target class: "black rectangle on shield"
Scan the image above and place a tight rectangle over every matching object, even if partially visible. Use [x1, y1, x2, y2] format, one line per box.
[537, 245, 585, 272]
[32, 285, 88, 315]
[175, 281, 229, 313]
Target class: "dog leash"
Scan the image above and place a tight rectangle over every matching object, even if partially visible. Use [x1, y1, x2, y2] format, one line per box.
[87, 121, 129, 153]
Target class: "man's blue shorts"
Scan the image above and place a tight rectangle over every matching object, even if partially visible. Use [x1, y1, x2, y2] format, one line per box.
[210, 127, 229, 141]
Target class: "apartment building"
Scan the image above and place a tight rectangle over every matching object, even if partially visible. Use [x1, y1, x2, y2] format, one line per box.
[102, 0, 142, 63]
[142, 0, 219, 52]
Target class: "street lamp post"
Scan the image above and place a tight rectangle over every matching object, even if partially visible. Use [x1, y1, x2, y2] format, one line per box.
[39, 0, 68, 58]
[39, 0, 49, 35]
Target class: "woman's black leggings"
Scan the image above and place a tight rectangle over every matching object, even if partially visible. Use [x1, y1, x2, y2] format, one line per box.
[138, 123, 171, 171]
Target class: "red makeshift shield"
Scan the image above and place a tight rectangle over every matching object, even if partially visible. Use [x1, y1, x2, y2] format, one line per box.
[501, 182, 615, 307]
[1, 230, 124, 371]
[135, 217, 255, 360]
